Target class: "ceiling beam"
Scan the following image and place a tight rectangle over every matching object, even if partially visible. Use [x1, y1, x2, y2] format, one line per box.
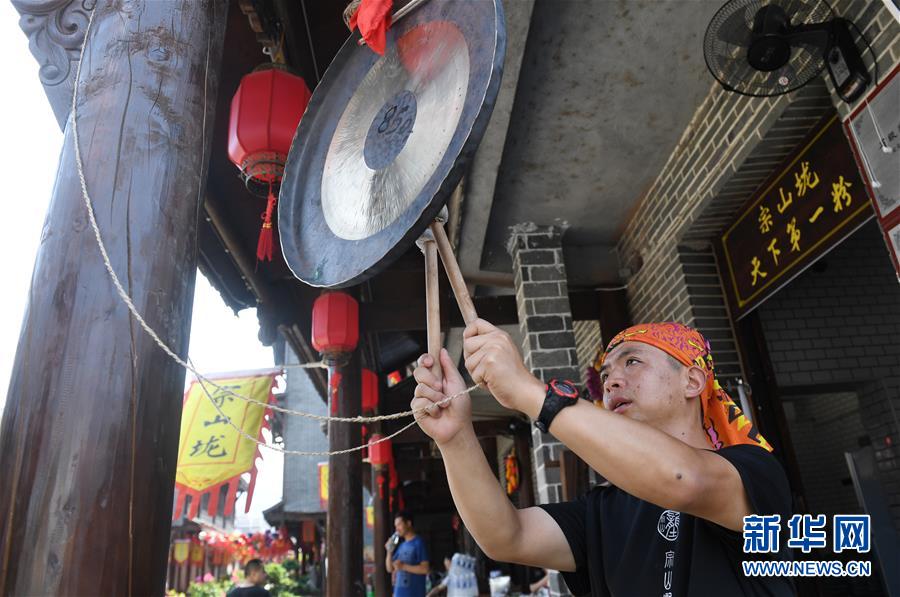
[457, 0, 537, 280]
[362, 294, 519, 333]
[362, 288, 628, 333]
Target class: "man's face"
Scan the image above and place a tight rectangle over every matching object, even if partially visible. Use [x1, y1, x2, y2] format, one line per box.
[394, 516, 410, 535]
[599, 342, 686, 425]
[249, 567, 267, 585]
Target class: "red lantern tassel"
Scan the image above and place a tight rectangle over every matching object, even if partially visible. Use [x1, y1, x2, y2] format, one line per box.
[207, 485, 220, 518]
[257, 185, 277, 262]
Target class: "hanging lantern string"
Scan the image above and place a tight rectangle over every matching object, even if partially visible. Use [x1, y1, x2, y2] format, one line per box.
[69, 5, 476, 440]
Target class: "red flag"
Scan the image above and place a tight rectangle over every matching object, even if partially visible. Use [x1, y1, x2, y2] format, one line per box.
[349, 0, 393, 55]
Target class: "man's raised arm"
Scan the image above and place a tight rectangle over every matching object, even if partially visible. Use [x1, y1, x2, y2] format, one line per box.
[412, 350, 576, 572]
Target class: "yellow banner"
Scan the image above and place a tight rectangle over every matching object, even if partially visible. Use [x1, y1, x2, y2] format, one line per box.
[175, 374, 274, 492]
[319, 462, 329, 510]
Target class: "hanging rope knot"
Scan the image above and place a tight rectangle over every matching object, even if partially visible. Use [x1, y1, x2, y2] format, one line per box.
[256, 184, 278, 261]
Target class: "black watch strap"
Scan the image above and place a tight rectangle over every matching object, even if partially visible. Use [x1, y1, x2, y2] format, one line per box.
[535, 379, 579, 433]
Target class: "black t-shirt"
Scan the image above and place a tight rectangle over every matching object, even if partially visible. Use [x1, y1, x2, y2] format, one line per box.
[226, 585, 270, 597]
[539, 444, 795, 597]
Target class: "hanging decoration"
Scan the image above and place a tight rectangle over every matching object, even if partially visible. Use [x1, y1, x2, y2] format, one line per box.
[173, 371, 278, 520]
[195, 528, 294, 565]
[362, 368, 379, 412]
[504, 448, 519, 496]
[361, 424, 369, 460]
[190, 540, 206, 566]
[173, 539, 190, 565]
[319, 462, 329, 511]
[368, 434, 392, 467]
[366, 498, 375, 528]
[227, 65, 311, 262]
[344, 0, 394, 55]
[302, 520, 316, 544]
[329, 371, 343, 415]
[311, 292, 360, 358]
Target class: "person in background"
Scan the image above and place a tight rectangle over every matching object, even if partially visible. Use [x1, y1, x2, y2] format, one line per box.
[385, 511, 430, 597]
[226, 558, 270, 597]
[426, 556, 453, 597]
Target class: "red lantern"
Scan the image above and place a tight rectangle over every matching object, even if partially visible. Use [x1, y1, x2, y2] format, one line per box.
[389, 459, 398, 490]
[362, 369, 379, 413]
[368, 434, 392, 467]
[302, 521, 315, 544]
[227, 65, 311, 261]
[311, 292, 359, 355]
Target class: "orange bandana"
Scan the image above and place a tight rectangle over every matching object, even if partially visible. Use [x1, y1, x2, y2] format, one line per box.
[588, 322, 772, 452]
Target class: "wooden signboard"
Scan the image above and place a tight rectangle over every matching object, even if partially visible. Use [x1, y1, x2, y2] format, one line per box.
[845, 61, 900, 277]
[721, 114, 873, 318]
[886, 219, 900, 277]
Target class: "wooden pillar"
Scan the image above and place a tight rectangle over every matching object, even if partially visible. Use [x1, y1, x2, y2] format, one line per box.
[0, 1, 226, 595]
[372, 462, 392, 597]
[514, 427, 535, 509]
[326, 353, 364, 596]
[511, 427, 536, 592]
[475, 436, 500, 595]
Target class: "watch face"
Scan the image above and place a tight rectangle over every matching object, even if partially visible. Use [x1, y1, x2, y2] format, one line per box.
[550, 379, 578, 399]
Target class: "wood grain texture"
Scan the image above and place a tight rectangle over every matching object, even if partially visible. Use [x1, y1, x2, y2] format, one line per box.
[0, 2, 227, 594]
[431, 222, 478, 325]
[423, 239, 443, 380]
[326, 352, 364, 596]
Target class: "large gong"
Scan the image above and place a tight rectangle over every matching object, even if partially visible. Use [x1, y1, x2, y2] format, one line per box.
[279, 0, 506, 288]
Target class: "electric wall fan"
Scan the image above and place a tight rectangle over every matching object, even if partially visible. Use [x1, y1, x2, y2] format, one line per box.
[703, 0, 871, 102]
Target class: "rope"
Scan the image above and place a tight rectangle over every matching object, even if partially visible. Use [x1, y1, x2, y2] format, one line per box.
[193, 368, 475, 457]
[69, 3, 475, 456]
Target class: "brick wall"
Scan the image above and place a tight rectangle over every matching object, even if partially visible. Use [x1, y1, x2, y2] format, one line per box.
[782, 392, 867, 518]
[508, 224, 580, 506]
[508, 223, 581, 597]
[758, 220, 900, 529]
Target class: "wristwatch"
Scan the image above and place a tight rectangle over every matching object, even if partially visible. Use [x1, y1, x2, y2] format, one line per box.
[534, 379, 579, 433]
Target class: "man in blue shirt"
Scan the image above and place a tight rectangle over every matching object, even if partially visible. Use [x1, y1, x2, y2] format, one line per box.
[385, 511, 430, 597]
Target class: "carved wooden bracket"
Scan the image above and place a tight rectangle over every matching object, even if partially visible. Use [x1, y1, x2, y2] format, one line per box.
[12, 0, 96, 128]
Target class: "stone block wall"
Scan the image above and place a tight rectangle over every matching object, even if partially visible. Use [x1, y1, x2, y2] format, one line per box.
[508, 223, 582, 597]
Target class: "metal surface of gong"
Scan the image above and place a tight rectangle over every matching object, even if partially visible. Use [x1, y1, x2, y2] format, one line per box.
[279, 0, 506, 288]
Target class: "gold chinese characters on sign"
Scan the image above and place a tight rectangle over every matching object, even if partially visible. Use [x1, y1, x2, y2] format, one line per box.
[721, 115, 872, 318]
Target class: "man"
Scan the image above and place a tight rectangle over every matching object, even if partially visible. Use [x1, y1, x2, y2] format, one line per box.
[226, 558, 270, 597]
[385, 511, 430, 597]
[412, 320, 793, 596]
